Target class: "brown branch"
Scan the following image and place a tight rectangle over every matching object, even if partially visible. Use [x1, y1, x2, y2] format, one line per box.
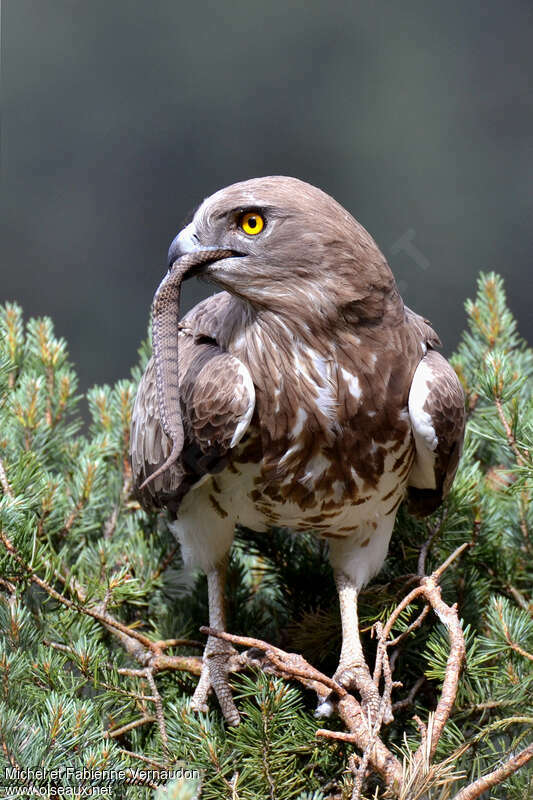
[392, 676, 425, 714]
[418, 516, 446, 577]
[201, 627, 347, 697]
[0, 463, 212, 780]
[413, 714, 428, 742]
[386, 604, 430, 649]
[371, 623, 401, 725]
[154, 638, 204, 650]
[107, 715, 156, 739]
[315, 729, 359, 743]
[379, 585, 426, 643]
[149, 654, 202, 675]
[0, 480, 472, 798]
[144, 669, 169, 753]
[374, 542, 467, 779]
[496, 599, 533, 662]
[414, 576, 466, 762]
[506, 640, 533, 664]
[0, 526, 203, 680]
[0, 525, 152, 646]
[351, 626, 400, 799]
[451, 742, 533, 800]
[117, 749, 169, 770]
[151, 541, 181, 581]
[202, 626, 403, 791]
[432, 542, 471, 581]
[494, 396, 527, 467]
[202, 543, 469, 795]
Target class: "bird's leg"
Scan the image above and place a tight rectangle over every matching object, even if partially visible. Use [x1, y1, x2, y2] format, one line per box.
[335, 571, 380, 709]
[191, 557, 240, 725]
[316, 570, 380, 719]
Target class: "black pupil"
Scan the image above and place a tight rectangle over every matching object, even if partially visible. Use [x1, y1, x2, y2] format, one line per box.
[248, 216, 257, 228]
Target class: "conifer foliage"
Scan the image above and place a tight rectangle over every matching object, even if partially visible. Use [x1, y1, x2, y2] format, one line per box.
[0, 274, 531, 799]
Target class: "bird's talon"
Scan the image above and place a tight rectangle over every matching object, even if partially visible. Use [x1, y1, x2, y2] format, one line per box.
[190, 698, 209, 714]
[335, 667, 357, 692]
[192, 635, 241, 725]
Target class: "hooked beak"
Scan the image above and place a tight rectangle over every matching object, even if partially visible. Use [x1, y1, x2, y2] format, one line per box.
[167, 222, 241, 280]
[167, 223, 200, 268]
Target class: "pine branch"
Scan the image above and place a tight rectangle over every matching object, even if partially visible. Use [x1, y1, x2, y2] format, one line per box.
[1, 277, 531, 798]
[107, 715, 157, 739]
[202, 543, 469, 798]
[0, 520, 202, 675]
[201, 626, 403, 790]
[493, 396, 527, 468]
[495, 598, 533, 662]
[450, 742, 533, 800]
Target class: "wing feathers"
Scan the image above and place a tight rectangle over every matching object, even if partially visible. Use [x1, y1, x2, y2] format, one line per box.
[130, 325, 255, 511]
[404, 306, 442, 350]
[407, 350, 465, 516]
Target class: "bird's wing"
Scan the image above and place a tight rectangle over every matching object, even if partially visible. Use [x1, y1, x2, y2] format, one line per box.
[179, 291, 237, 342]
[404, 305, 442, 349]
[130, 324, 255, 512]
[407, 349, 465, 517]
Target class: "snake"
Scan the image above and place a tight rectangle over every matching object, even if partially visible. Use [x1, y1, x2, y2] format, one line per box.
[139, 249, 235, 489]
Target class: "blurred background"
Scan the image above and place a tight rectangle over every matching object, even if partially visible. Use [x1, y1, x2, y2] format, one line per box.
[2, 0, 532, 395]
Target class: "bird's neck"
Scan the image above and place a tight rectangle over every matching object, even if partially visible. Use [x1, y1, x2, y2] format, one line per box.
[224, 283, 405, 354]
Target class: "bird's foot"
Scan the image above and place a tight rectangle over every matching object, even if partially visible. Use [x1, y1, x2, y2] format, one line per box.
[191, 634, 241, 726]
[315, 660, 383, 723]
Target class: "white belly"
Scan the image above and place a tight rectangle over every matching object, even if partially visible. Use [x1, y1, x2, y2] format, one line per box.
[171, 426, 413, 585]
[214, 432, 412, 538]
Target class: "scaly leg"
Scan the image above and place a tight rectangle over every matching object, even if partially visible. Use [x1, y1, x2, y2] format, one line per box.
[316, 570, 380, 719]
[191, 558, 240, 725]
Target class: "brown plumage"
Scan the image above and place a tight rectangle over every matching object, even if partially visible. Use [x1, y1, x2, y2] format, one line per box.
[130, 176, 466, 724]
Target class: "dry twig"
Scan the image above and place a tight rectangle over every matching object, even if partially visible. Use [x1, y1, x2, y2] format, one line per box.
[495, 598, 533, 662]
[107, 715, 156, 739]
[451, 742, 533, 800]
[204, 544, 470, 796]
[2, 486, 528, 799]
[202, 625, 403, 792]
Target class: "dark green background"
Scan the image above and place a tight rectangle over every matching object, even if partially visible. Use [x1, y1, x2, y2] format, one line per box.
[2, 1, 532, 393]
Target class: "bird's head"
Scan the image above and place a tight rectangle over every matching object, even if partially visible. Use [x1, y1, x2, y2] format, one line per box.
[168, 176, 400, 328]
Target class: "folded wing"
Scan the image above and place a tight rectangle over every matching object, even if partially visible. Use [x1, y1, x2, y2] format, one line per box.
[130, 329, 255, 512]
[407, 349, 465, 516]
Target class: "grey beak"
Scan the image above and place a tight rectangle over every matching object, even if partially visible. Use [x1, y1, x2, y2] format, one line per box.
[167, 223, 199, 268]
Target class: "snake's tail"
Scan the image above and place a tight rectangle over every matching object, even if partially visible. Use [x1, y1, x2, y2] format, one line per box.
[139, 436, 182, 491]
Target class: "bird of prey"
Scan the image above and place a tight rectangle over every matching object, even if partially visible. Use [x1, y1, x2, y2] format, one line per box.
[130, 176, 465, 725]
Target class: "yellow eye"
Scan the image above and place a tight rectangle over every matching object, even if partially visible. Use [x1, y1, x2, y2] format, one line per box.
[239, 211, 265, 235]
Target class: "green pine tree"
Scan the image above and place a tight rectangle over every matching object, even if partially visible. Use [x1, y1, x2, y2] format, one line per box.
[0, 273, 531, 799]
